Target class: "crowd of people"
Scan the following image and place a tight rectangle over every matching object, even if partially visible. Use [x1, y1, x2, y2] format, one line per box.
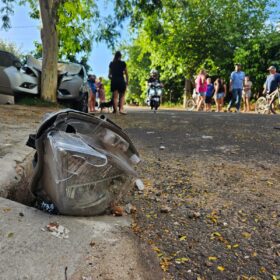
[194, 64, 280, 113]
[86, 51, 280, 114]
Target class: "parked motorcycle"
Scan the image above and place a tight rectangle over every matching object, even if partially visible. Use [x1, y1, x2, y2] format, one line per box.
[147, 82, 163, 111]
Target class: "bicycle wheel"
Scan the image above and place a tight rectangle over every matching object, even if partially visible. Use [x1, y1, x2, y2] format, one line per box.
[186, 99, 196, 111]
[255, 97, 269, 114]
[270, 95, 280, 114]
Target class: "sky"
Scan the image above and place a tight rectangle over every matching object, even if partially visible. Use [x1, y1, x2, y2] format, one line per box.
[0, 4, 116, 77]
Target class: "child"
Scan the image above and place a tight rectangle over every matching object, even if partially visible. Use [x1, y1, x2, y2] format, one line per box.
[205, 77, 214, 112]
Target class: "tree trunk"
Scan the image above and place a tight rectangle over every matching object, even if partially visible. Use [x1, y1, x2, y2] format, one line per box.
[39, 0, 59, 102]
[183, 78, 192, 108]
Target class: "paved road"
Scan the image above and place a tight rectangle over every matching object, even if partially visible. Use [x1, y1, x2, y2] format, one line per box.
[112, 109, 280, 163]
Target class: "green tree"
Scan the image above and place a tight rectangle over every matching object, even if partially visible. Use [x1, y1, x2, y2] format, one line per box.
[122, 0, 276, 103]
[234, 29, 280, 96]
[0, 39, 23, 59]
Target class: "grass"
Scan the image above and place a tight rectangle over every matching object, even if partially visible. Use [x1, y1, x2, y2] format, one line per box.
[16, 96, 62, 108]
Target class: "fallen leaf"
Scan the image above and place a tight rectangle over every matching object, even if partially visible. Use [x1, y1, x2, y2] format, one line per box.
[112, 206, 123, 216]
[7, 232, 14, 238]
[175, 257, 189, 264]
[160, 257, 170, 272]
[259, 267, 266, 273]
[3, 208, 11, 213]
[179, 235, 187, 241]
[242, 232, 251, 239]
[208, 256, 217, 261]
[217, 266, 225, 271]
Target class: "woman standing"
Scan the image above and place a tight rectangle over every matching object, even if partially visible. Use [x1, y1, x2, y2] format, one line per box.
[214, 78, 226, 112]
[195, 69, 207, 111]
[108, 51, 129, 114]
[242, 75, 252, 112]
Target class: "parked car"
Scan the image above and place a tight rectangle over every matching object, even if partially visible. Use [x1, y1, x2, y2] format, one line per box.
[0, 50, 89, 112]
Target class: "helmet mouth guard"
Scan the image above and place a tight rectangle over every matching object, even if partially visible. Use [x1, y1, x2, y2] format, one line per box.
[27, 109, 140, 216]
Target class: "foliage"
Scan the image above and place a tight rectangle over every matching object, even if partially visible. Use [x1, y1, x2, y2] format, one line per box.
[16, 96, 60, 107]
[0, 38, 23, 59]
[122, 0, 277, 103]
[22, 0, 97, 63]
[233, 29, 280, 96]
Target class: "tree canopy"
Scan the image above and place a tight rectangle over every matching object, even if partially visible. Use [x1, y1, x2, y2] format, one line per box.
[120, 0, 279, 103]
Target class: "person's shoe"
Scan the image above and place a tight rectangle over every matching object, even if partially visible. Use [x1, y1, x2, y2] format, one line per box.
[235, 109, 240, 113]
[120, 111, 127, 115]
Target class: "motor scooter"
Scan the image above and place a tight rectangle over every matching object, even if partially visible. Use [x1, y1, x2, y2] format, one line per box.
[147, 82, 163, 111]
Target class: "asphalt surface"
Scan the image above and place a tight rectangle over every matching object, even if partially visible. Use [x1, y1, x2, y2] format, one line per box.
[111, 109, 280, 163]
[108, 108, 280, 280]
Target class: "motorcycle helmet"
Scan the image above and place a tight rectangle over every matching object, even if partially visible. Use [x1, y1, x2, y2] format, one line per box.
[150, 69, 158, 76]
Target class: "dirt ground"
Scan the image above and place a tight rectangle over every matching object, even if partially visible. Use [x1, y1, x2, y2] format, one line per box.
[1, 105, 280, 279]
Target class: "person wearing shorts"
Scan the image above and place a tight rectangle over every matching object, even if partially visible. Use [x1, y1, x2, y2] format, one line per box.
[214, 78, 226, 112]
[108, 51, 129, 114]
[205, 77, 214, 112]
[242, 75, 252, 112]
[195, 69, 207, 111]
[87, 74, 97, 112]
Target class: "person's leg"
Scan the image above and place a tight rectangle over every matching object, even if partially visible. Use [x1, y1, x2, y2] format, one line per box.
[113, 90, 119, 113]
[196, 96, 202, 111]
[214, 96, 219, 112]
[89, 93, 94, 112]
[246, 96, 250, 112]
[119, 92, 126, 113]
[236, 89, 242, 111]
[92, 94, 96, 112]
[197, 94, 204, 111]
[228, 89, 237, 111]
[221, 96, 224, 111]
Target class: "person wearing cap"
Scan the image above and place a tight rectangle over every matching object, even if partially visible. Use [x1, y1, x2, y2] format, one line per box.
[228, 63, 245, 112]
[263, 66, 280, 94]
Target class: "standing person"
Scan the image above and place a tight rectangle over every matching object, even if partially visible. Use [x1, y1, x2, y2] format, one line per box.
[220, 78, 227, 109]
[228, 63, 245, 113]
[108, 51, 129, 115]
[96, 77, 105, 103]
[242, 75, 252, 112]
[214, 78, 226, 112]
[263, 66, 280, 95]
[96, 77, 106, 112]
[195, 69, 207, 111]
[87, 74, 97, 113]
[205, 77, 214, 112]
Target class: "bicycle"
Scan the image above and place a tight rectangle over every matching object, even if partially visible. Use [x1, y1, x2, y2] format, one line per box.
[255, 87, 280, 114]
[185, 91, 200, 111]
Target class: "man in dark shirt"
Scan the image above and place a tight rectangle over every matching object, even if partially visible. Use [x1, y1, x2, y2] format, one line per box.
[264, 66, 280, 94]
